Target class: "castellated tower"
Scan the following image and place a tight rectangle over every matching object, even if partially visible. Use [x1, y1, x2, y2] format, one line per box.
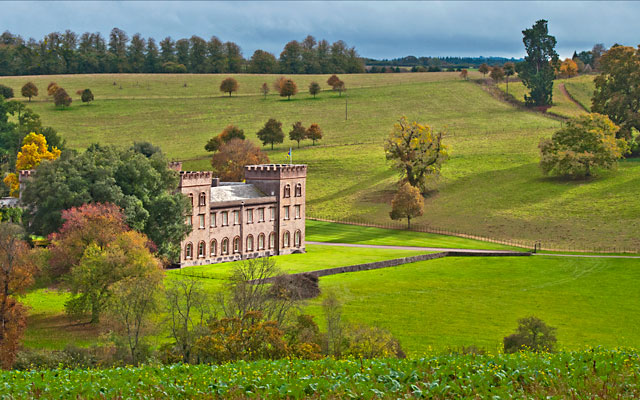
[178, 171, 212, 252]
[245, 164, 307, 256]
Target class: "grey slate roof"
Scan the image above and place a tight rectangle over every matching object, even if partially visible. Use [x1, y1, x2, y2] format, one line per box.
[210, 184, 268, 202]
[0, 197, 19, 208]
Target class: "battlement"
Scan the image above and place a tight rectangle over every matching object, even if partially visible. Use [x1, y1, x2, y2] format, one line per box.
[168, 161, 183, 172]
[245, 164, 307, 180]
[18, 169, 35, 182]
[179, 171, 213, 188]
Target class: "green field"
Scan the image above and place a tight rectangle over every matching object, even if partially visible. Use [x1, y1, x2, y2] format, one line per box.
[563, 75, 596, 111]
[1, 72, 638, 250]
[3, 350, 640, 398]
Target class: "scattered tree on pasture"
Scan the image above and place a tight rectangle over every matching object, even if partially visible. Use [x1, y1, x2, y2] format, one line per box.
[478, 63, 490, 78]
[0, 85, 14, 100]
[279, 78, 298, 100]
[539, 113, 629, 178]
[81, 88, 94, 104]
[260, 82, 269, 99]
[503, 62, 516, 95]
[490, 66, 505, 83]
[327, 74, 340, 88]
[516, 19, 559, 107]
[21, 82, 38, 102]
[219, 77, 239, 97]
[210, 138, 269, 181]
[46, 82, 59, 96]
[309, 81, 321, 98]
[592, 45, 640, 142]
[289, 121, 306, 148]
[383, 116, 448, 192]
[205, 125, 245, 152]
[3, 132, 61, 197]
[306, 123, 323, 145]
[327, 74, 345, 96]
[389, 182, 424, 229]
[273, 76, 287, 92]
[459, 69, 468, 80]
[53, 87, 72, 108]
[503, 316, 557, 353]
[332, 79, 345, 96]
[256, 118, 284, 149]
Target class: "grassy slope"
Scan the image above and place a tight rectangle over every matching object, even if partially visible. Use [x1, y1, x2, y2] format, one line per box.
[498, 77, 588, 118]
[563, 75, 596, 111]
[1, 73, 638, 250]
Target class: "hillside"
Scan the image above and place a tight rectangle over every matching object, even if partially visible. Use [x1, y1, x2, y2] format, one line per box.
[1, 72, 639, 250]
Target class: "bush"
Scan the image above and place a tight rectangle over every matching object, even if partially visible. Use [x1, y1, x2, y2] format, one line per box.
[0, 84, 14, 99]
[81, 88, 94, 104]
[503, 316, 557, 353]
[270, 273, 320, 300]
[344, 325, 405, 359]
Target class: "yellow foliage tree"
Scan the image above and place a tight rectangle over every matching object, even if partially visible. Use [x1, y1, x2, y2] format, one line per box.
[557, 58, 578, 78]
[3, 133, 61, 197]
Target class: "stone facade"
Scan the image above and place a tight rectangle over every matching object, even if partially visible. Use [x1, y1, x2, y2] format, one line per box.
[178, 164, 307, 267]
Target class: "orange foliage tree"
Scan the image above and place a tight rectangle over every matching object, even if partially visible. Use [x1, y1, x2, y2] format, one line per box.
[557, 58, 578, 78]
[3, 132, 61, 197]
[210, 138, 270, 181]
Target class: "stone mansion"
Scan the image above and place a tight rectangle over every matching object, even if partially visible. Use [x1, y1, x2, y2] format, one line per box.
[173, 162, 307, 267]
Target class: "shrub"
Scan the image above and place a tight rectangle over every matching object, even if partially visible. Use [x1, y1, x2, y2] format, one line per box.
[344, 325, 405, 359]
[503, 316, 557, 353]
[81, 88, 94, 104]
[269, 273, 320, 300]
[0, 84, 14, 99]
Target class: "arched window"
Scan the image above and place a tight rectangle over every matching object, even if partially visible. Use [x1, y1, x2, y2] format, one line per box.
[221, 238, 229, 255]
[210, 240, 217, 257]
[294, 230, 301, 247]
[246, 235, 254, 251]
[199, 192, 206, 206]
[258, 233, 265, 250]
[188, 193, 194, 210]
[284, 184, 291, 198]
[295, 183, 302, 197]
[283, 231, 290, 248]
[233, 236, 240, 253]
[185, 243, 193, 259]
[269, 232, 275, 249]
[198, 241, 206, 258]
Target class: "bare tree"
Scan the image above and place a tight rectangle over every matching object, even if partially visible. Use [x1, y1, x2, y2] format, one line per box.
[322, 290, 344, 358]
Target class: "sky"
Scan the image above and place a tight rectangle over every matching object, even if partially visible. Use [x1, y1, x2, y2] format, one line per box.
[1, 1, 638, 60]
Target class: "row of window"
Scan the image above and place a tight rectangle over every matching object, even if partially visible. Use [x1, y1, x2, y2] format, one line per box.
[188, 183, 303, 209]
[187, 205, 302, 228]
[184, 230, 302, 260]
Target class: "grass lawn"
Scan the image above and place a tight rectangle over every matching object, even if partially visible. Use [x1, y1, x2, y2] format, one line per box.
[1, 72, 638, 250]
[305, 255, 640, 354]
[563, 74, 596, 111]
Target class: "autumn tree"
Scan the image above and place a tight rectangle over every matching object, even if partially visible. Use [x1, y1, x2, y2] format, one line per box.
[3, 132, 61, 197]
[503, 62, 515, 95]
[289, 121, 307, 148]
[0, 223, 37, 369]
[383, 116, 449, 192]
[211, 138, 269, 181]
[459, 69, 468, 80]
[81, 88, 94, 104]
[205, 125, 245, 152]
[66, 230, 160, 324]
[539, 113, 629, 178]
[260, 82, 269, 99]
[306, 123, 323, 145]
[256, 118, 284, 149]
[557, 58, 578, 78]
[53, 87, 72, 108]
[219, 77, 239, 97]
[279, 78, 298, 100]
[389, 183, 424, 229]
[592, 45, 640, 142]
[21, 82, 38, 102]
[478, 63, 489, 78]
[327, 74, 340, 88]
[309, 81, 321, 98]
[46, 82, 59, 96]
[490, 66, 505, 83]
[517, 19, 559, 107]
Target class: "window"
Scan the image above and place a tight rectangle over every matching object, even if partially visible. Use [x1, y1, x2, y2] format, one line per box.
[210, 240, 217, 256]
[185, 243, 193, 259]
[221, 238, 229, 255]
[222, 211, 228, 226]
[269, 232, 275, 249]
[284, 184, 291, 198]
[258, 233, 265, 250]
[283, 231, 290, 248]
[233, 236, 240, 253]
[199, 214, 205, 229]
[294, 230, 301, 247]
[269, 207, 275, 221]
[188, 194, 194, 209]
[198, 241, 206, 258]
[257, 208, 265, 222]
[294, 205, 301, 219]
[295, 183, 302, 197]
[283, 206, 290, 220]
[246, 209, 253, 224]
[186, 216, 192, 226]
[246, 235, 254, 251]
[199, 192, 206, 206]
[233, 210, 240, 225]
[210, 212, 217, 227]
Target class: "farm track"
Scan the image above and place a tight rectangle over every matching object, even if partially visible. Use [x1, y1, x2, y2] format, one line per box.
[558, 82, 589, 113]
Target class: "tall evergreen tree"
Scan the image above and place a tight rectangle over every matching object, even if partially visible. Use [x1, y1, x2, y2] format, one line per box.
[159, 36, 176, 64]
[189, 35, 207, 73]
[128, 33, 146, 72]
[144, 37, 160, 73]
[108, 27, 129, 72]
[516, 20, 559, 107]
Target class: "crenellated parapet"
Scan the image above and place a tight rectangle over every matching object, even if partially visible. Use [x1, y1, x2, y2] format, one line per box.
[168, 161, 183, 172]
[18, 169, 35, 183]
[245, 164, 307, 180]
[179, 171, 213, 188]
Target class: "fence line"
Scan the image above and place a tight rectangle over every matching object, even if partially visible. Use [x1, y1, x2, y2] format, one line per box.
[307, 215, 639, 255]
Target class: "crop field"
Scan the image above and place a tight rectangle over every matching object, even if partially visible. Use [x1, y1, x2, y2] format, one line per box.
[1, 72, 639, 250]
[3, 349, 640, 398]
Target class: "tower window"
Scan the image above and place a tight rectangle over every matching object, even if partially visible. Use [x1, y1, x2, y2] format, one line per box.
[199, 192, 206, 206]
[295, 183, 302, 197]
[284, 184, 291, 198]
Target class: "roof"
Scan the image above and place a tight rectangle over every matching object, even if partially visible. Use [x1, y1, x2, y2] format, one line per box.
[210, 184, 268, 203]
[0, 197, 19, 208]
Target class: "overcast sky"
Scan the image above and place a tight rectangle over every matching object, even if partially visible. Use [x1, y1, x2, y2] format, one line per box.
[2, 1, 637, 59]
